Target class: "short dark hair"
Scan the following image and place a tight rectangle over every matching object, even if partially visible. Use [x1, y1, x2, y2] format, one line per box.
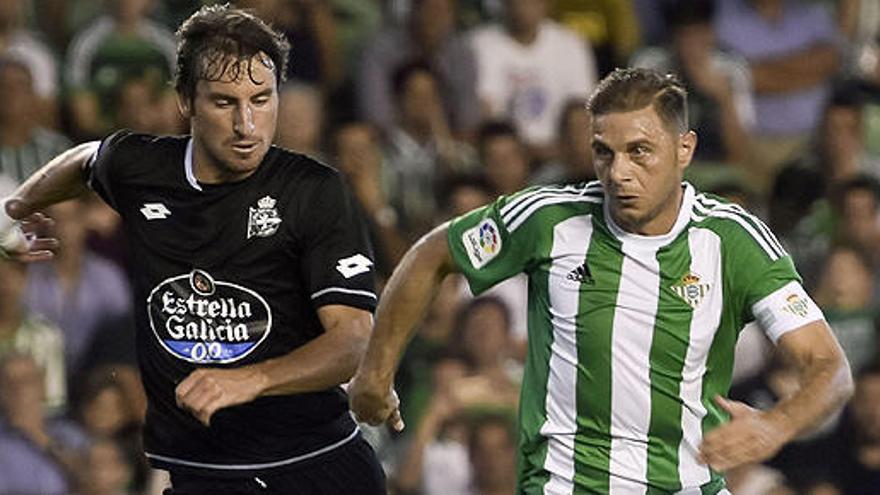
[174, 4, 290, 102]
[391, 59, 437, 98]
[663, 0, 715, 29]
[587, 67, 689, 133]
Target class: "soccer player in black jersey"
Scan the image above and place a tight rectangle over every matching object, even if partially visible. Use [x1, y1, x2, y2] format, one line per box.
[0, 5, 388, 494]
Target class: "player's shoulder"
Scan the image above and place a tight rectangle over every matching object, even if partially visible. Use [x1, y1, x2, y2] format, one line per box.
[498, 180, 603, 232]
[266, 146, 342, 184]
[690, 191, 787, 260]
[100, 130, 186, 156]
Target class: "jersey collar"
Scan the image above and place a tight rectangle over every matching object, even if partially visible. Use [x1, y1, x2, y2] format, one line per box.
[183, 138, 203, 192]
[603, 182, 696, 248]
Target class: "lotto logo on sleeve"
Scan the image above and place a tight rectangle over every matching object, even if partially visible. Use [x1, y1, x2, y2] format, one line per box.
[462, 218, 502, 269]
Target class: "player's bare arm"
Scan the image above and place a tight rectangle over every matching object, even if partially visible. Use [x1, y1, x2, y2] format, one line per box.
[349, 223, 457, 431]
[1, 142, 99, 261]
[175, 304, 373, 426]
[699, 319, 853, 471]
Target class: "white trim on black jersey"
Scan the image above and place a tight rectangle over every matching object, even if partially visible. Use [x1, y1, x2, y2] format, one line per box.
[144, 424, 360, 471]
[310, 287, 378, 301]
[183, 138, 203, 191]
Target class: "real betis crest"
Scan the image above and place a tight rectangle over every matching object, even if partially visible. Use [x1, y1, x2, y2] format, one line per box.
[671, 272, 711, 309]
[248, 195, 282, 239]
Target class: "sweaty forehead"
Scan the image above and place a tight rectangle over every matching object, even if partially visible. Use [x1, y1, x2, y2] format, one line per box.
[197, 50, 277, 88]
[592, 107, 671, 145]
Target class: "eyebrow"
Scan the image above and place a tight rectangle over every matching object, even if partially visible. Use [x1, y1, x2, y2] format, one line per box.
[207, 88, 274, 101]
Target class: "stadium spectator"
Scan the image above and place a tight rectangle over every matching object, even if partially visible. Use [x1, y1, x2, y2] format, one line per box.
[357, 0, 480, 136]
[276, 82, 325, 159]
[820, 83, 880, 183]
[0, 0, 60, 127]
[832, 176, 880, 268]
[77, 437, 136, 495]
[0, 353, 89, 495]
[837, 358, 880, 493]
[552, 0, 641, 76]
[23, 198, 132, 380]
[813, 245, 879, 375]
[65, 0, 177, 139]
[468, 413, 518, 495]
[470, 0, 597, 160]
[0, 256, 67, 413]
[0, 57, 72, 184]
[477, 120, 531, 196]
[716, 0, 841, 193]
[531, 98, 595, 184]
[384, 60, 477, 236]
[631, 0, 754, 165]
[394, 353, 473, 495]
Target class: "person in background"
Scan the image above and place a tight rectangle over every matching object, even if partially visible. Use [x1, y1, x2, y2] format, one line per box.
[0, 0, 59, 127]
[65, 0, 177, 139]
[631, 0, 754, 166]
[358, 0, 480, 136]
[531, 98, 595, 184]
[0, 57, 72, 184]
[276, 82, 326, 159]
[23, 198, 132, 381]
[0, 353, 89, 495]
[715, 0, 841, 194]
[470, 0, 597, 161]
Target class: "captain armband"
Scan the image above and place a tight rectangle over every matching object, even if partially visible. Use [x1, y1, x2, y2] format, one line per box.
[752, 281, 824, 344]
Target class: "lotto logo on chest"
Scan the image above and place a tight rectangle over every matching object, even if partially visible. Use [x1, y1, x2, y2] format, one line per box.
[147, 269, 272, 363]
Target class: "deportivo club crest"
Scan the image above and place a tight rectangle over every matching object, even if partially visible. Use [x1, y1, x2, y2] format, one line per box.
[248, 195, 282, 239]
[671, 272, 711, 309]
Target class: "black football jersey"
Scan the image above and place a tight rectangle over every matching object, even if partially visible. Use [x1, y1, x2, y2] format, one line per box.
[86, 131, 378, 475]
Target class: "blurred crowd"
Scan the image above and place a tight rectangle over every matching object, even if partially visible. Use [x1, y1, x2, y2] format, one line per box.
[2, 0, 880, 493]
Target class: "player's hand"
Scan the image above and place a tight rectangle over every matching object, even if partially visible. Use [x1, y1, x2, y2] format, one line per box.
[1, 199, 57, 262]
[698, 395, 791, 472]
[348, 373, 405, 432]
[175, 367, 266, 427]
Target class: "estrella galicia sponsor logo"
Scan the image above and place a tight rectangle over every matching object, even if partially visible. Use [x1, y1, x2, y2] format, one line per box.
[147, 270, 272, 364]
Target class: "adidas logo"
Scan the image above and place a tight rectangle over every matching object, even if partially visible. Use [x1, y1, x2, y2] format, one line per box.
[567, 262, 594, 284]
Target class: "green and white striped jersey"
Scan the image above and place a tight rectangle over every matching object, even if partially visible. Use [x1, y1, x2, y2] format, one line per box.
[447, 181, 821, 494]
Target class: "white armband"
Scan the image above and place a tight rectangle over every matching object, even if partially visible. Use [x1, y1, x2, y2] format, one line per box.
[751, 281, 824, 344]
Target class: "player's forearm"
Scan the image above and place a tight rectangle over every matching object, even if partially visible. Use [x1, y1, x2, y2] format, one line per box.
[253, 315, 372, 396]
[751, 44, 839, 94]
[5, 142, 99, 218]
[764, 341, 853, 441]
[358, 224, 455, 387]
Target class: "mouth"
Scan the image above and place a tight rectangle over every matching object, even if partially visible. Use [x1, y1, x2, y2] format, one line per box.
[231, 141, 259, 154]
[615, 194, 639, 204]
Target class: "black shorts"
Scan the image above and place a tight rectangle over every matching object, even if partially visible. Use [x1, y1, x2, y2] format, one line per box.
[163, 437, 386, 495]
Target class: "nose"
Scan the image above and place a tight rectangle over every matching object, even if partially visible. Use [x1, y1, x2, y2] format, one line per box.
[233, 104, 256, 136]
[607, 153, 632, 186]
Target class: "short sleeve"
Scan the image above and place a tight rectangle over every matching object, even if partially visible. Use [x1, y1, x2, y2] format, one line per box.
[718, 205, 804, 322]
[85, 130, 134, 212]
[447, 193, 538, 295]
[297, 171, 377, 312]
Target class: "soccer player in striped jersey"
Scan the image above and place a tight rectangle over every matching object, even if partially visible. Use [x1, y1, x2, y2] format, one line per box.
[350, 68, 853, 494]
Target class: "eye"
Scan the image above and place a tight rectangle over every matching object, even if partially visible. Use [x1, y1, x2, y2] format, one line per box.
[630, 144, 651, 159]
[214, 98, 233, 108]
[593, 145, 613, 162]
[252, 95, 271, 106]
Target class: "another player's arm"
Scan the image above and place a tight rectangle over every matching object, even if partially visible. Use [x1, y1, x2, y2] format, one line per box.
[175, 304, 377, 426]
[700, 319, 853, 471]
[348, 223, 457, 430]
